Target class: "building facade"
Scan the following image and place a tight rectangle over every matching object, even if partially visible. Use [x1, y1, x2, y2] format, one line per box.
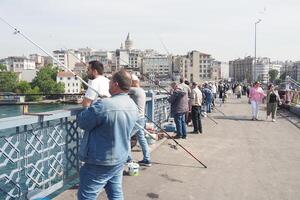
[142, 55, 172, 78]
[255, 57, 271, 84]
[56, 71, 81, 94]
[210, 61, 221, 81]
[5, 56, 36, 72]
[53, 50, 84, 70]
[229, 57, 254, 83]
[185, 51, 213, 83]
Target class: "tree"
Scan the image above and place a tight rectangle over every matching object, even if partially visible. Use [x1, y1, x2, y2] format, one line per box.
[269, 69, 279, 83]
[279, 72, 287, 80]
[0, 63, 7, 71]
[31, 65, 64, 94]
[15, 81, 31, 93]
[274, 79, 282, 85]
[27, 86, 42, 101]
[0, 71, 18, 92]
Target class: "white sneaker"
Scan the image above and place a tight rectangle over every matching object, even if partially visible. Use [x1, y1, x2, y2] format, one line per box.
[272, 119, 276, 122]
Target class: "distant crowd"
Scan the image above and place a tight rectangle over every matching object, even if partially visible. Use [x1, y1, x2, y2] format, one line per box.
[75, 60, 297, 200]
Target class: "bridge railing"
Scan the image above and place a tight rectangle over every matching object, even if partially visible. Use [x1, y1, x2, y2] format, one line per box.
[0, 92, 169, 200]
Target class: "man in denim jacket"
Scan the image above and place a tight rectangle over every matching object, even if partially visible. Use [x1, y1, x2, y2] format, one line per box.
[77, 69, 138, 200]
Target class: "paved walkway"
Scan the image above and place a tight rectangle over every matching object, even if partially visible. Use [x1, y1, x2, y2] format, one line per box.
[55, 95, 300, 200]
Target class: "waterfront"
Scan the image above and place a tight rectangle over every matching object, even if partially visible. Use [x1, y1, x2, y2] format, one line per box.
[0, 104, 81, 119]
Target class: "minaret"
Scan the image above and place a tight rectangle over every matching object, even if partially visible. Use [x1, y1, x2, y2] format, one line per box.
[125, 33, 133, 51]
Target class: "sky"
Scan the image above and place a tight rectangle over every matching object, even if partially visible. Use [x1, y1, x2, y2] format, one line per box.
[0, 0, 299, 62]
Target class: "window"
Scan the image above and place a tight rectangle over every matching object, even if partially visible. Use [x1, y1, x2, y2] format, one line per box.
[60, 77, 63, 80]
[68, 77, 71, 80]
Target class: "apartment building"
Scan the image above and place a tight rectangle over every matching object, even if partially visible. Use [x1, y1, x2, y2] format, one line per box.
[53, 50, 84, 70]
[185, 51, 213, 83]
[142, 54, 172, 78]
[229, 57, 254, 83]
[56, 71, 81, 94]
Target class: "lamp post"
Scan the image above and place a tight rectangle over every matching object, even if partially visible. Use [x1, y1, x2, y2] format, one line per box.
[254, 19, 262, 81]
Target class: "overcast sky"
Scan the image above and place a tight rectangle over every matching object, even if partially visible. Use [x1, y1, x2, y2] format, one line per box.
[0, 0, 299, 61]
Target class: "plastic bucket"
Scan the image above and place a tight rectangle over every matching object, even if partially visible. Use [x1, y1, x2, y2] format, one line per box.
[127, 162, 140, 176]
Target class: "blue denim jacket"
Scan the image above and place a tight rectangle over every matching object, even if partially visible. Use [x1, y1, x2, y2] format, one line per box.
[77, 93, 138, 166]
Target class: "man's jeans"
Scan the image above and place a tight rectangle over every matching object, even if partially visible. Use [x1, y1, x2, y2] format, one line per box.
[174, 113, 187, 138]
[78, 163, 124, 200]
[205, 102, 212, 113]
[128, 117, 150, 161]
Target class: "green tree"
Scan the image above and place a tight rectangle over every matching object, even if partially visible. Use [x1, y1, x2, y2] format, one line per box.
[269, 69, 279, 83]
[32, 65, 64, 94]
[0, 63, 7, 71]
[15, 81, 31, 93]
[279, 72, 287, 80]
[0, 71, 18, 92]
[27, 86, 42, 101]
[274, 79, 282, 85]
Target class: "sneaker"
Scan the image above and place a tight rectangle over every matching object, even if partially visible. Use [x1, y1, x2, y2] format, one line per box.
[138, 160, 152, 167]
[181, 136, 187, 139]
[272, 119, 276, 122]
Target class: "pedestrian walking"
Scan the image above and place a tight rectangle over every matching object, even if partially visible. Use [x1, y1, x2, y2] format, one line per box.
[266, 84, 281, 122]
[249, 81, 266, 120]
[235, 84, 242, 99]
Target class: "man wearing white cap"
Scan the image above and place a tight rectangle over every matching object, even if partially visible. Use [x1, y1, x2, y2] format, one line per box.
[127, 74, 152, 166]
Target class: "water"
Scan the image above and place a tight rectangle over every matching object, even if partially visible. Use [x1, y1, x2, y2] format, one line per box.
[0, 104, 81, 119]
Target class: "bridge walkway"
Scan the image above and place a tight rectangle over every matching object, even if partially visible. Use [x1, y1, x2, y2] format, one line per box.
[56, 95, 300, 200]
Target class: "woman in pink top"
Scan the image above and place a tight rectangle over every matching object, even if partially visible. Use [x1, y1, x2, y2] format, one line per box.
[249, 81, 266, 120]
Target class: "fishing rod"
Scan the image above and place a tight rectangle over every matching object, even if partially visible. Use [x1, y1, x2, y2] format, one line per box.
[144, 115, 207, 168]
[0, 17, 102, 98]
[1, 17, 159, 142]
[65, 46, 216, 126]
[62, 46, 173, 95]
[1, 16, 208, 168]
[65, 48, 208, 168]
[157, 37, 218, 125]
